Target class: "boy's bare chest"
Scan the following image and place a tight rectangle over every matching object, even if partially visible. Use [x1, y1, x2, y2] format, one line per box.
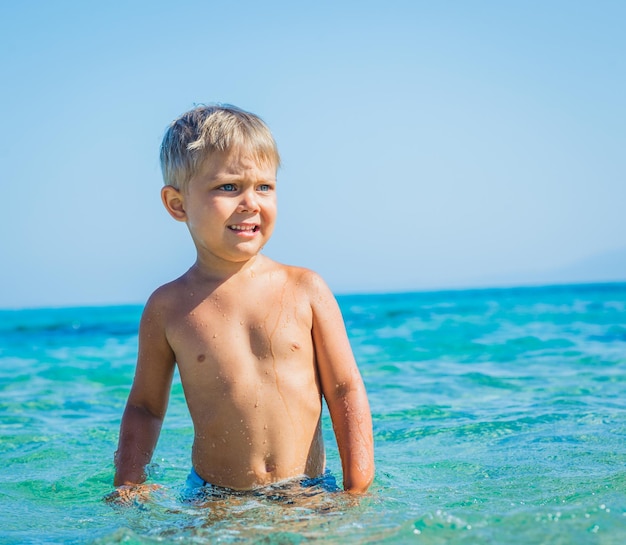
[165, 287, 314, 371]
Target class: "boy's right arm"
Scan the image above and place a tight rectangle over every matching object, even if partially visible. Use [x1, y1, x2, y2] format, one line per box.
[113, 293, 176, 487]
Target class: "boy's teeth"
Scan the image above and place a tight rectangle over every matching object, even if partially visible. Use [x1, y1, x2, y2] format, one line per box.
[230, 225, 256, 231]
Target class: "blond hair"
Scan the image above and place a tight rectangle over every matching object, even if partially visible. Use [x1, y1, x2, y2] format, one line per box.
[160, 104, 280, 191]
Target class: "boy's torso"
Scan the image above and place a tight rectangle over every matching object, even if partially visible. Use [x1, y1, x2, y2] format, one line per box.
[159, 259, 325, 490]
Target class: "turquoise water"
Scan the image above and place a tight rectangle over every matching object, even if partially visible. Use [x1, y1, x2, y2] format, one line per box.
[1, 282, 626, 544]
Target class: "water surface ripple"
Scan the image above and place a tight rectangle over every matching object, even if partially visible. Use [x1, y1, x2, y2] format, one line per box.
[1, 283, 626, 543]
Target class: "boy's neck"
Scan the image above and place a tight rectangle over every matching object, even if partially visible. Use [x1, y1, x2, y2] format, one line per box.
[190, 253, 264, 284]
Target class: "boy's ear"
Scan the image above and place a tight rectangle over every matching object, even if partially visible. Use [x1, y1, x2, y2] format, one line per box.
[161, 185, 187, 222]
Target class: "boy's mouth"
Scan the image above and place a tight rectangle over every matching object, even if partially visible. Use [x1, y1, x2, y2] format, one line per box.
[228, 224, 260, 233]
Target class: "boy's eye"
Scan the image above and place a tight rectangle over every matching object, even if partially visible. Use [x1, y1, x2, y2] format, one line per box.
[258, 184, 272, 192]
[219, 184, 237, 192]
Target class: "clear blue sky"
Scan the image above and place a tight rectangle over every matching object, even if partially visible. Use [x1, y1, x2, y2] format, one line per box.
[1, 0, 625, 309]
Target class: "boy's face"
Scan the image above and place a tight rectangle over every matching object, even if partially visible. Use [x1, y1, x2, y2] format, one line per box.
[164, 147, 278, 267]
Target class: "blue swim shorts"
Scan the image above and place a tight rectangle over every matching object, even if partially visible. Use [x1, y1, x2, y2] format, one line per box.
[183, 467, 339, 501]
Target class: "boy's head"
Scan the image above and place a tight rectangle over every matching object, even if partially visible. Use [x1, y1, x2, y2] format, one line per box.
[160, 104, 280, 192]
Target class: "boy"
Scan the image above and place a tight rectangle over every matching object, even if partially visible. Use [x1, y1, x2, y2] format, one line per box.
[113, 104, 374, 498]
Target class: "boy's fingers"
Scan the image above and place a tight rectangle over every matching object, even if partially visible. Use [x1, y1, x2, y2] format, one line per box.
[104, 484, 161, 505]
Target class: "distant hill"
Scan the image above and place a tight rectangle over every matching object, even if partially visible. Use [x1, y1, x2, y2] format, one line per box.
[472, 246, 626, 289]
[549, 246, 626, 284]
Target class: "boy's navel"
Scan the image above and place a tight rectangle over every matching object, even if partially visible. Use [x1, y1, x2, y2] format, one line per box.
[264, 454, 277, 473]
[197, 353, 206, 362]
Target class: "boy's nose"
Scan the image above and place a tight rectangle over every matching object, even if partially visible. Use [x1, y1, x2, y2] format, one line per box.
[237, 189, 260, 213]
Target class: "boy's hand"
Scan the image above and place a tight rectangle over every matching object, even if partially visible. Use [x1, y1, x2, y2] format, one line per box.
[104, 483, 161, 506]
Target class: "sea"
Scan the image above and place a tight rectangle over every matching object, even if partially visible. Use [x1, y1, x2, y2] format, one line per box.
[1, 282, 626, 544]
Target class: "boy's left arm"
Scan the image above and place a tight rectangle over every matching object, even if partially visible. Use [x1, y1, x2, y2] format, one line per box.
[308, 272, 374, 494]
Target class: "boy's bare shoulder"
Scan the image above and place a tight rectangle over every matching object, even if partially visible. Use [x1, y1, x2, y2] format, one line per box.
[268, 260, 332, 299]
[142, 272, 192, 317]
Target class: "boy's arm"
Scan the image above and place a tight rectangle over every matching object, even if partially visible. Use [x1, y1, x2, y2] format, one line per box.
[307, 272, 374, 494]
[113, 293, 176, 487]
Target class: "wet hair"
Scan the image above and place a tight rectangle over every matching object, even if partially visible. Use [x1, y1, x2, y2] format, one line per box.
[160, 104, 280, 191]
